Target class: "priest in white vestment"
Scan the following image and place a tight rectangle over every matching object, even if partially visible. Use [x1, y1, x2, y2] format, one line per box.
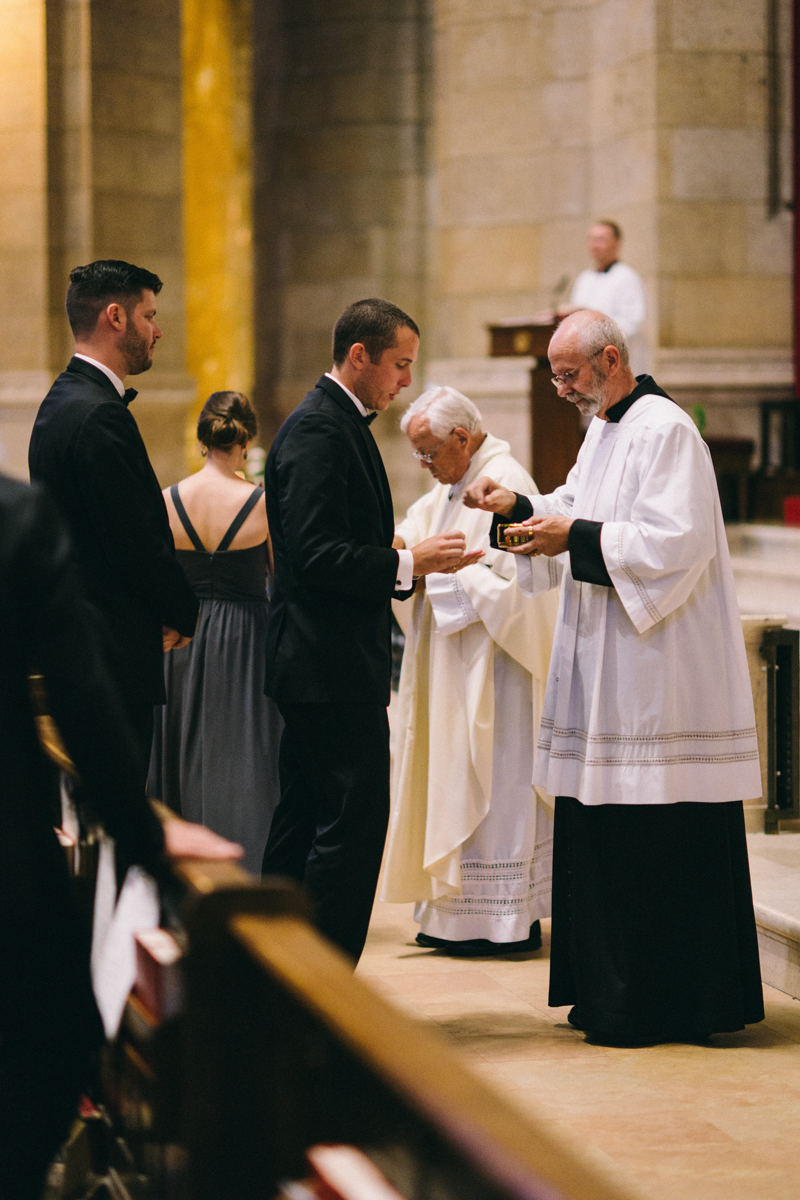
[465, 311, 764, 1042]
[543, 221, 649, 375]
[382, 386, 559, 956]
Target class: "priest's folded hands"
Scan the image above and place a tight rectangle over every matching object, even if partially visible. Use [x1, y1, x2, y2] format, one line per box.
[462, 474, 572, 557]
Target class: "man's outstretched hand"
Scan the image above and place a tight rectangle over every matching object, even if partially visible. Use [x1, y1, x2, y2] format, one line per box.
[411, 531, 484, 576]
[163, 625, 192, 652]
[462, 477, 517, 515]
[162, 813, 244, 860]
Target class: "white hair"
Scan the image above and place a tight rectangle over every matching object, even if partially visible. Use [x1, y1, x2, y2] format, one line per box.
[400, 385, 483, 438]
[558, 310, 630, 367]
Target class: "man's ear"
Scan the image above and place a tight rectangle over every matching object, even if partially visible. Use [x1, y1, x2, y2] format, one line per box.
[104, 302, 126, 333]
[348, 342, 367, 370]
[604, 345, 621, 373]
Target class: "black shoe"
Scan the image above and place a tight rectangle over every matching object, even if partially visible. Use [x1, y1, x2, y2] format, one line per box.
[567, 1006, 585, 1030]
[415, 921, 542, 957]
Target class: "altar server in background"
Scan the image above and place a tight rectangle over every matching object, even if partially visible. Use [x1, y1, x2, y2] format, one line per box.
[464, 311, 764, 1042]
[540, 221, 648, 375]
[382, 387, 559, 956]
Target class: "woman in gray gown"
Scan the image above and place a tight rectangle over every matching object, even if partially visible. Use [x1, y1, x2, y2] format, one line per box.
[149, 391, 282, 872]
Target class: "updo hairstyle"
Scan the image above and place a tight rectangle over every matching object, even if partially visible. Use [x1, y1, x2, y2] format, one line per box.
[197, 391, 258, 453]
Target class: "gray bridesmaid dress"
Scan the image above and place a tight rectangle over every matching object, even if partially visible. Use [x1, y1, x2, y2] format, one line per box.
[149, 484, 282, 872]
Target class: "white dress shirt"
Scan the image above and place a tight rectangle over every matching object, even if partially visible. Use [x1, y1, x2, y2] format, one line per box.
[324, 372, 414, 592]
[74, 353, 126, 397]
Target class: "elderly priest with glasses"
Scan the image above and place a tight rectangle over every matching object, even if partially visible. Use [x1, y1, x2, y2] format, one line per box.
[463, 310, 764, 1042]
[382, 386, 558, 956]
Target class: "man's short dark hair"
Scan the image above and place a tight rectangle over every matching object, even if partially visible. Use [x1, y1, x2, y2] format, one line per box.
[65, 260, 163, 338]
[332, 298, 420, 366]
[596, 219, 622, 241]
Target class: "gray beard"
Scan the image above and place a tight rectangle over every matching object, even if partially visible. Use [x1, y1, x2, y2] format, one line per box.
[565, 371, 608, 417]
[565, 391, 603, 417]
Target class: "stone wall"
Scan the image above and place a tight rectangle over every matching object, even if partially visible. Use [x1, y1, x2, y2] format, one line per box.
[421, 0, 793, 501]
[0, 0, 50, 477]
[252, 0, 433, 515]
[0, 0, 193, 484]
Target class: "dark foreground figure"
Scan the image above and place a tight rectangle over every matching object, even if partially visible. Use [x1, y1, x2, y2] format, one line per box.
[0, 476, 165, 1200]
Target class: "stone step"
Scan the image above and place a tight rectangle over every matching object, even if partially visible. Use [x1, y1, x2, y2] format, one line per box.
[728, 524, 800, 625]
[747, 833, 800, 1001]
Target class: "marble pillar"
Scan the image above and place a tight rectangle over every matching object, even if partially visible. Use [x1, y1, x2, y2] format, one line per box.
[182, 0, 254, 470]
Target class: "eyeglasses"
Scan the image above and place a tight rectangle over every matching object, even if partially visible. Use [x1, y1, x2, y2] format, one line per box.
[412, 429, 455, 463]
[551, 348, 603, 388]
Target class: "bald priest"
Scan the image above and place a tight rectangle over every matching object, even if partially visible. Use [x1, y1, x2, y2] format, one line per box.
[464, 310, 764, 1044]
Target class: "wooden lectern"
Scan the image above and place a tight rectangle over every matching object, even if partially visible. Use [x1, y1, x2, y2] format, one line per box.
[488, 319, 584, 495]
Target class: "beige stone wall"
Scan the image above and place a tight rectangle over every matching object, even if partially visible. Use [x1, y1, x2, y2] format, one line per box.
[252, 0, 433, 516]
[430, 0, 659, 365]
[0, 0, 50, 477]
[0, 0, 193, 484]
[656, 0, 793, 352]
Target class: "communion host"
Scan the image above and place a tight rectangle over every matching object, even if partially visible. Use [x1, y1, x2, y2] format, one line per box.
[262, 298, 480, 962]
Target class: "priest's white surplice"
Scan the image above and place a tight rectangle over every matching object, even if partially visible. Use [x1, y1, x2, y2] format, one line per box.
[515, 394, 761, 807]
[381, 434, 559, 941]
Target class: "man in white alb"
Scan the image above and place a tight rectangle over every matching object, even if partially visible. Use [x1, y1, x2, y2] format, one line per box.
[382, 386, 559, 956]
[464, 311, 764, 1042]
[548, 221, 648, 376]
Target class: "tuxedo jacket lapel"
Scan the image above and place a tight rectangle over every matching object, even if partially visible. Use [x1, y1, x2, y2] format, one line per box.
[316, 376, 394, 536]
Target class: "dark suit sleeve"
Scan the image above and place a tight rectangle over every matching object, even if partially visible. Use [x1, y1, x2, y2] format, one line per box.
[17, 488, 165, 873]
[275, 412, 400, 598]
[73, 402, 198, 635]
[489, 494, 534, 549]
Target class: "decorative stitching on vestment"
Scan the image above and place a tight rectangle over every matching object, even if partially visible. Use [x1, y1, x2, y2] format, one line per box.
[546, 749, 759, 765]
[548, 556, 559, 588]
[617, 524, 662, 623]
[541, 725, 756, 744]
[452, 576, 473, 624]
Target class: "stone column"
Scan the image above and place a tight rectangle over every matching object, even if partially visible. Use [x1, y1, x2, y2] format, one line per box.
[182, 0, 254, 469]
[0, 0, 194, 484]
[252, 0, 432, 516]
[0, 0, 50, 478]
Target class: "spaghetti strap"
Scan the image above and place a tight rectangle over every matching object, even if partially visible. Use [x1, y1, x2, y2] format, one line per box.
[216, 487, 265, 552]
[170, 484, 207, 552]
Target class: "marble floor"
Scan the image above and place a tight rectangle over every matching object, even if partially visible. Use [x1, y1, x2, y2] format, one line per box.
[357, 903, 800, 1200]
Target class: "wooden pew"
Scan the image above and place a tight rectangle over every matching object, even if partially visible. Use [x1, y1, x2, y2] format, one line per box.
[137, 857, 637, 1200]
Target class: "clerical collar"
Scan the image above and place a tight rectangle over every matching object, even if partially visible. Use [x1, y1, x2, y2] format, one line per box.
[605, 375, 674, 424]
[74, 353, 126, 397]
[324, 371, 371, 419]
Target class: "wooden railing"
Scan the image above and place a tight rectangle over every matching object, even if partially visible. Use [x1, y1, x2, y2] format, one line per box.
[107, 857, 639, 1200]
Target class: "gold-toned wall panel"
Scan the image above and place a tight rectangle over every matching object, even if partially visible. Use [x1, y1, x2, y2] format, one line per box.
[182, 0, 253, 467]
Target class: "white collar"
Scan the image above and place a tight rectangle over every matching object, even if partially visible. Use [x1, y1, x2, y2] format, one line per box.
[74, 354, 126, 397]
[324, 372, 370, 419]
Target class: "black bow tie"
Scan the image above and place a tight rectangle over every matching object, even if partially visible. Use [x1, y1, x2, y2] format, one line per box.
[123, 388, 138, 405]
[363, 411, 377, 426]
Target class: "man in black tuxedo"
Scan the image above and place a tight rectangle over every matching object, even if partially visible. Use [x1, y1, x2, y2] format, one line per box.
[0, 474, 239, 1200]
[29, 261, 199, 786]
[263, 298, 479, 961]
